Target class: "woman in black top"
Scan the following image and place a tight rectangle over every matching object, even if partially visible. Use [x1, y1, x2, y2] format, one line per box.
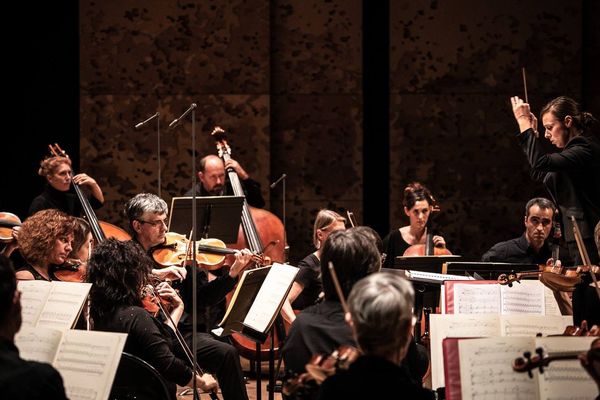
[87, 239, 217, 396]
[29, 155, 104, 217]
[15, 209, 75, 281]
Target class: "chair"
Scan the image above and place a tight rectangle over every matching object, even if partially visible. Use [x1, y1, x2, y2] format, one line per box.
[109, 352, 176, 400]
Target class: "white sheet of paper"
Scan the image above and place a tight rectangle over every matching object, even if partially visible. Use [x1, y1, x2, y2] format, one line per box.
[15, 326, 64, 364]
[453, 284, 500, 314]
[243, 263, 298, 333]
[500, 315, 571, 337]
[500, 280, 545, 315]
[37, 282, 92, 329]
[18, 280, 53, 327]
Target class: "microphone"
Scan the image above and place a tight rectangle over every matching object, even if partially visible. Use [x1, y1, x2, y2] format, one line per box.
[134, 112, 159, 129]
[270, 173, 287, 189]
[168, 103, 197, 129]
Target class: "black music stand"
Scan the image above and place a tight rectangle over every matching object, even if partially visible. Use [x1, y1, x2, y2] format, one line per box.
[391, 255, 462, 341]
[168, 196, 244, 241]
[443, 262, 537, 280]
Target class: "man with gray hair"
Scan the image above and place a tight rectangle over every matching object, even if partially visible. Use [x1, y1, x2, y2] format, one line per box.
[317, 271, 435, 399]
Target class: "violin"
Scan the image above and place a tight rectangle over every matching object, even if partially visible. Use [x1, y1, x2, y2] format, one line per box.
[0, 212, 21, 242]
[283, 345, 360, 397]
[52, 258, 87, 282]
[152, 232, 262, 270]
[497, 263, 600, 292]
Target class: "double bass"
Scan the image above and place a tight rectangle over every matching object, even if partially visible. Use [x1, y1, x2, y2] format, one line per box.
[211, 127, 288, 360]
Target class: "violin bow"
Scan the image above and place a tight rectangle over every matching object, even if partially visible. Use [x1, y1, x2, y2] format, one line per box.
[521, 67, 539, 137]
[570, 216, 600, 300]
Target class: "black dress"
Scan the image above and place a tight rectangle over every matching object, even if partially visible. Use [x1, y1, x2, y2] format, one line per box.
[291, 253, 322, 310]
[29, 185, 102, 217]
[382, 229, 410, 269]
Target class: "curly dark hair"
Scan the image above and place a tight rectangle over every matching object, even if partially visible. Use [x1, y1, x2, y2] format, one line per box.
[403, 182, 436, 210]
[87, 239, 153, 322]
[18, 209, 76, 265]
[69, 217, 91, 258]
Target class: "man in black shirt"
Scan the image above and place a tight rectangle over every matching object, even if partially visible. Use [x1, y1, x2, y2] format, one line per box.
[482, 197, 556, 265]
[0, 255, 68, 400]
[185, 155, 265, 209]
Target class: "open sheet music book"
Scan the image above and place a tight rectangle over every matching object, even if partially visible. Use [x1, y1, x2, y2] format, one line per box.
[213, 262, 298, 341]
[429, 313, 572, 390]
[18, 280, 92, 329]
[443, 336, 596, 400]
[15, 326, 127, 400]
[443, 280, 561, 316]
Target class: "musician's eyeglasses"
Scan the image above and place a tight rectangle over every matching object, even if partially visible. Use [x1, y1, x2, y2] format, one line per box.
[137, 219, 168, 228]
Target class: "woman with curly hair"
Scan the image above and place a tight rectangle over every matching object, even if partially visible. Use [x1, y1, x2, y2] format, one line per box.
[15, 209, 75, 281]
[87, 239, 218, 397]
[29, 155, 104, 217]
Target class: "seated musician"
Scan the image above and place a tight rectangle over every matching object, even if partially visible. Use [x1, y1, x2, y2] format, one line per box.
[186, 154, 265, 209]
[124, 192, 252, 400]
[14, 209, 76, 281]
[382, 182, 447, 268]
[87, 239, 218, 397]
[317, 271, 435, 400]
[282, 228, 429, 394]
[0, 255, 68, 400]
[482, 197, 557, 264]
[282, 209, 346, 324]
[29, 154, 104, 217]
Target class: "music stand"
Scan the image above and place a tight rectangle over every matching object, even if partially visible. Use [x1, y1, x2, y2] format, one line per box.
[168, 196, 244, 241]
[394, 255, 462, 272]
[443, 262, 537, 280]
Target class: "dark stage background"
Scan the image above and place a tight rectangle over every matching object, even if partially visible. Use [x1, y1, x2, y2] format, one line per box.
[3, 1, 599, 265]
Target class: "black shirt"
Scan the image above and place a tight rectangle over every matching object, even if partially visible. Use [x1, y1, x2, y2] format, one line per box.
[0, 339, 68, 400]
[382, 229, 411, 269]
[291, 253, 322, 310]
[29, 185, 103, 217]
[185, 177, 265, 209]
[317, 355, 435, 400]
[481, 233, 552, 265]
[92, 305, 193, 391]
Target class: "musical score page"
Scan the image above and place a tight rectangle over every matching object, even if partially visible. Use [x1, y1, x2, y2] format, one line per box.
[243, 263, 298, 333]
[459, 337, 538, 400]
[536, 336, 597, 400]
[15, 326, 63, 364]
[38, 282, 92, 329]
[500, 280, 545, 315]
[453, 283, 500, 314]
[55, 330, 127, 400]
[430, 314, 499, 389]
[500, 315, 571, 337]
[18, 280, 53, 327]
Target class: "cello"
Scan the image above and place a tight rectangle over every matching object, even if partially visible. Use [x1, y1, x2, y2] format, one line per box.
[211, 127, 288, 360]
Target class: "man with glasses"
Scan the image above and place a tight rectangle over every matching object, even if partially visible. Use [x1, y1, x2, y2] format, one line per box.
[482, 197, 557, 265]
[123, 193, 251, 400]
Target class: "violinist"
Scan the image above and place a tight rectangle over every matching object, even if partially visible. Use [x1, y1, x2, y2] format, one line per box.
[282, 228, 380, 385]
[29, 154, 105, 217]
[482, 197, 556, 264]
[317, 271, 435, 400]
[382, 182, 447, 268]
[87, 239, 218, 397]
[0, 255, 68, 400]
[14, 209, 75, 281]
[185, 154, 265, 209]
[282, 209, 346, 324]
[124, 193, 252, 400]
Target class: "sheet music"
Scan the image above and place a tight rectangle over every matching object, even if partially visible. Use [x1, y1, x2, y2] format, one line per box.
[243, 263, 298, 333]
[459, 337, 538, 400]
[15, 326, 63, 364]
[430, 314, 499, 389]
[55, 330, 127, 400]
[536, 336, 597, 400]
[38, 282, 92, 329]
[500, 315, 572, 337]
[453, 283, 500, 314]
[542, 285, 562, 316]
[500, 280, 545, 315]
[18, 280, 52, 327]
